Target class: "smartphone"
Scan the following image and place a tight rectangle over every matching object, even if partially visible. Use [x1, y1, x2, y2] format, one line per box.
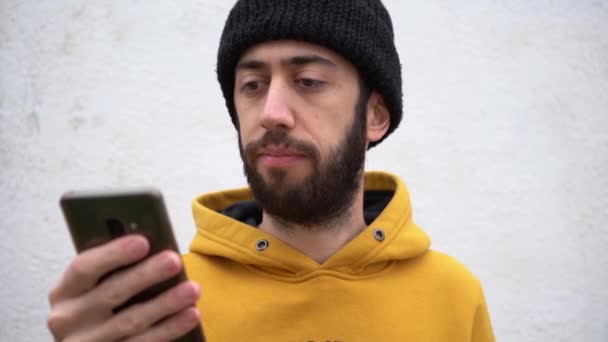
[60, 188, 205, 342]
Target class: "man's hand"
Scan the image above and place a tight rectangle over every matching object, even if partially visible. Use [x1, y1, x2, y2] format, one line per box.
[48, 235, 201, 342]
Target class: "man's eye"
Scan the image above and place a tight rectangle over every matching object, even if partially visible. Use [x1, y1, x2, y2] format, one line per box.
[242, 81, 260, 91]
[297, 78, 325, 89]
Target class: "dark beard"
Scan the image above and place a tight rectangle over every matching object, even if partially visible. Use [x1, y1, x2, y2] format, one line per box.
[238, 104, 367, 228]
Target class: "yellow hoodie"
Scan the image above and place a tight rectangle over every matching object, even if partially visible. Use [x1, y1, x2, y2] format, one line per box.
[184, 172, 495, 341]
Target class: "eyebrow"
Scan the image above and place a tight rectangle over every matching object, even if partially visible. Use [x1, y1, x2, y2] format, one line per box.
[236, 54, 337, 71]
[287, 55, 337, 68]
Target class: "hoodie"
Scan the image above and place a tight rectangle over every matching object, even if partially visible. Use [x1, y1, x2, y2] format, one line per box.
[183, 171, 495, 341]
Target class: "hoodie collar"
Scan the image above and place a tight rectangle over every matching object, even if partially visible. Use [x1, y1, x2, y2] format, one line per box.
[189, 171, 430, 279]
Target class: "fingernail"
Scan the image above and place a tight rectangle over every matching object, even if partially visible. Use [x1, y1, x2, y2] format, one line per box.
[187, 309, 200, 325]
[127, 238, 147, 257]
[161, 254, 179, 273]
[179, 283, 198, 302]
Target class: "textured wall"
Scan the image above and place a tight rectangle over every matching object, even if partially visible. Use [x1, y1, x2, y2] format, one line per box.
[1, 1, 607, 341]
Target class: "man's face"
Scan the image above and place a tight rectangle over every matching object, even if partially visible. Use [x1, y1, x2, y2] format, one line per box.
[234, 40, 369, 226]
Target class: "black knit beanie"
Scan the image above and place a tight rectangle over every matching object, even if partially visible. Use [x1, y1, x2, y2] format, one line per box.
[217, 0, 402, 147]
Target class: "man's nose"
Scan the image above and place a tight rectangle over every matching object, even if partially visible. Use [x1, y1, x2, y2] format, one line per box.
[259, 80, 295, 130]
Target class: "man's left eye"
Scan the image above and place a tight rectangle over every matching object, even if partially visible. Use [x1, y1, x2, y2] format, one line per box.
[297, 78, 325, 89]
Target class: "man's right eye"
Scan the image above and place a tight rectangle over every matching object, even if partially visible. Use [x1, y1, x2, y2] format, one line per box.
[242, 81, 259, 91]
[241, 79, 269, 95]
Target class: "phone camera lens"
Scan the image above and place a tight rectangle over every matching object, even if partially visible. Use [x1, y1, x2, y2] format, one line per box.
[106, 218, 126, 238]
[129, 222, 138, 231]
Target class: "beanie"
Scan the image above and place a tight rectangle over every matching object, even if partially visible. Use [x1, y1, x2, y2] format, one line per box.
[217, 0, 402, 147]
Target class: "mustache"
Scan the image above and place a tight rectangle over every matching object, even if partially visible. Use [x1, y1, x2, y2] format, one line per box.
[244, 130, 320, 161]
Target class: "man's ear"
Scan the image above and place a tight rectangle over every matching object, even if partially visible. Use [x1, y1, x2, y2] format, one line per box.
[366, 91, 390, 144]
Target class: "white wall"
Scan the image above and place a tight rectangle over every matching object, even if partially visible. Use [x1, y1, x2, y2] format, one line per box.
[1, 1, 606, 341]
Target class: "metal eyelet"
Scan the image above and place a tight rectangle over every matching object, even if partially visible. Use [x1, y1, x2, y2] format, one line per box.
[256, 239, 269, 251]
[373, 228, 385, 242]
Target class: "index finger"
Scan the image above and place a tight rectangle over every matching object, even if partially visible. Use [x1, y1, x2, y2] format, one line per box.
[49, 235, 150, 305]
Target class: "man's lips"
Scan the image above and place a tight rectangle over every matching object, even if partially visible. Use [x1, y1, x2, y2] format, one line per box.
[258, 146, 306, 157]
[257, 146, 308, 168]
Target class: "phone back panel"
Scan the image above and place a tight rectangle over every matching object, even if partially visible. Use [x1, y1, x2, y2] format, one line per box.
[60, 188, 178, 253]
[60, 189, 205, 342]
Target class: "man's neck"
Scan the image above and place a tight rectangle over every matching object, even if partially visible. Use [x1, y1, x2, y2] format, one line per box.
[257, 188, 367, 264]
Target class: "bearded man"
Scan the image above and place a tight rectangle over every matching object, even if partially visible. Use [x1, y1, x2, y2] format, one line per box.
[48, 1, 495, 341]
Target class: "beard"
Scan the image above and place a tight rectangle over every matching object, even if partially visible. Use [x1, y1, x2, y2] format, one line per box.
[238, 105, 368, 229]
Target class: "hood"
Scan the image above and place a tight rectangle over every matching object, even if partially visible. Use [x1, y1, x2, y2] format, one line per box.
[189, 171, 430, 279]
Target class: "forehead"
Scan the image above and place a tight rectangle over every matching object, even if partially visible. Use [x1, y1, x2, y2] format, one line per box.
[236, 40, 355, 71]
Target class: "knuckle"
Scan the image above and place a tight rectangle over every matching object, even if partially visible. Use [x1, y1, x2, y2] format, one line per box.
[47, 308, 70, 335]
[98, 267, 149, 309]
[137, 253, 171, 283]
[152, 320, 181, 342]
[48, 285, 61, 305]
[103, 284, 127, 308]
[169, 317, 184, 337]
[117, 311, 147, 336]
[140, 334, 160, 342]
[68, 257, 93, 281]
[129, 334, 155, 342]
[136, 260, 156, 281]
[171, 311, 195, 337]
[166, 287, 185, 310]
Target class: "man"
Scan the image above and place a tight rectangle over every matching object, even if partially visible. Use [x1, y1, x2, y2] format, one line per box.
[48, 0, 495, 341]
